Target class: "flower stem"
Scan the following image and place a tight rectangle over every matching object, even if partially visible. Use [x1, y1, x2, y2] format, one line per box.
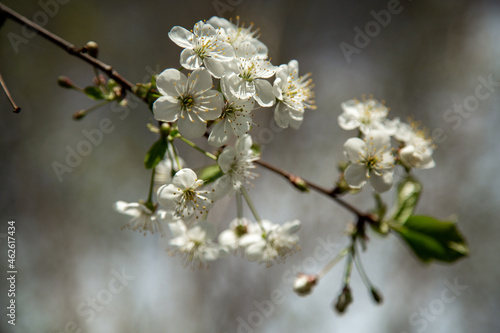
[317, 247, 349, 279]
[169, 141, 183, 171]
[146, 167, 156, 206]
[236, 192, 243, 219]
[354, 243, 375, 291]
[179, 136, 217, 161]
[342, 248, 354, 287]
[240, 187, 265, 233]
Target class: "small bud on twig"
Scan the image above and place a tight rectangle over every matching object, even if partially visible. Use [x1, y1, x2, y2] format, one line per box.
[57, 76, 74, 89]
[73, 109, 86, 120]
[293, 273, 318, 296]
[85, 41, 99, 58]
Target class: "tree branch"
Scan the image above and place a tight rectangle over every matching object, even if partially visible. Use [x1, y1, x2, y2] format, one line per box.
[1, 2, 374, 223]
[254, 160, 373, 221]
[0, 2, 143, 101]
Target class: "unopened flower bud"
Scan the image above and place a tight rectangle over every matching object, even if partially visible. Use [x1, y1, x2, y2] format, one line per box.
[57, 76, 74, 89]
[333, 286, 352, 314]
[85, 41, 99, 58]
[73, 109, 86, 120]
[293, 273, 317, 296]
[370, 288, 383, 304]
[160, 122, 171, 136]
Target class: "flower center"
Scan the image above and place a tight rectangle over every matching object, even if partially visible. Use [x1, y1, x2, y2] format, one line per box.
[178, 94, 195, 111]
[183, 189, 196, 201]
[235, 224, 247, 237]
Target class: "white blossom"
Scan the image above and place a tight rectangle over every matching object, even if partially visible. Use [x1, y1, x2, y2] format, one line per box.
[157, 168, 214, 221]
[343, 132, 396, 193]
[168, 21, 235, 78]
[273, 60, 316, 129]
[114, 201, 167, 237]
[217, 217, 252, 250]
[153, 68, 223, 138]
[339, 98, 395, 134]
[207, 16, 268, 59]
[208, 75, 254, 147]
[240, 219, 301, 265]
[222, 41, 276, 107]
[168, 220, 224, 269]
[214, 134, 259, 197]
[395, 121, 436, 169]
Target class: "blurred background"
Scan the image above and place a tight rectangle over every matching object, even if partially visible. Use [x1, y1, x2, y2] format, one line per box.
[1, 0, 499, 332]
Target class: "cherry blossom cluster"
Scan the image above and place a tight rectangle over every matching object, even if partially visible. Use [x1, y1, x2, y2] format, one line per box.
[153, 17, 316, 143]
[114, 17, 313, 268]
[339, 97, 436, 193]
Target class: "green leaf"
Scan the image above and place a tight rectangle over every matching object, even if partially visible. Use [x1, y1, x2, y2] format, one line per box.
[144, 138, 168, 169]
[83, 86, 105, 100]
[392, 176, 422, 223]
[393, 215, 469, 263]
[197, 164, 224, 185]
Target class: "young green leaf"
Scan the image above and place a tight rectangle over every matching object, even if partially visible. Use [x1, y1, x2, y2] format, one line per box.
[393, 215, 469, 263]
[83, 86, 105, 100]
[392, 176, 422, 223]
[144, 138, 168, 169]
[197, 164, 224, 185]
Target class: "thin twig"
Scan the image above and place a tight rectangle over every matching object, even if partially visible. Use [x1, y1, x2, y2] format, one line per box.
[255, 159, 373, 220]
[0, 2, 143, 102]
[0, 72, 21, 112]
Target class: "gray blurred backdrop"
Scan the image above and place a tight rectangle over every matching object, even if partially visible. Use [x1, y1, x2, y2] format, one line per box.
[1, 0, 499, 332]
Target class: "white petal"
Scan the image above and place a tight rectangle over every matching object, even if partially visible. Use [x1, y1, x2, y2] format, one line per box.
[157, 184, 183, 210]
[273, 77, 284, 100]
[177, 112, 207, 138]
[188, 67, 213, 93]
[168, 26, 194, 49]
[156, 69, 187, 97]
[208, 120, 231, 147]
[370, 170, 393, 193]
[218, 147, 236, 173]
[153, 96, 180, 122]
[235, 134, 252, 153]
[282, 220, 301, 235]
[218, 229, 238, 247]
[172, 168, 198, 190]
[366, 131, 391, 153]
[114, 201, 142, 217]
[211, 41, 235, 62]
[274, 103, 290, 128]
[343, 138, 366, 162]
[253, 79, 275, 107]
[168, 220, 187, 238]
[204, 57, 227, 78]
[287, 59, 299, 75]
[338, 113, 360, 130]
[344, 164, 368, 189]
[180, 48, 203, 70]
[195, 90, 224, 121]
[213, 174, 233, 199]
